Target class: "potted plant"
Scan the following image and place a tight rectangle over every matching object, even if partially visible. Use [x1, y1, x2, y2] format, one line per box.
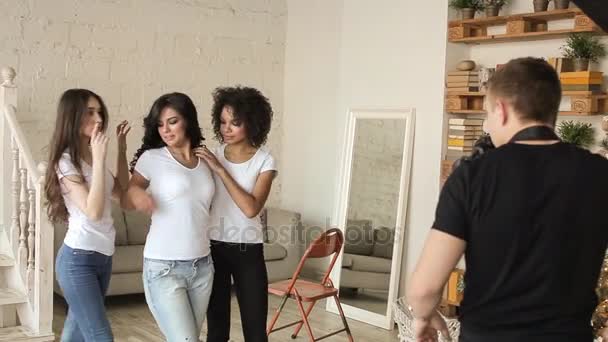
[561, 33, 607, 71]
[600, 138, 608, 158]
[483, 0, 508, 17]
[533, 0, 551, 12]
[450, 0, 484, 20]
[554, 0, 570, 9]
[557, 120, 596, 149]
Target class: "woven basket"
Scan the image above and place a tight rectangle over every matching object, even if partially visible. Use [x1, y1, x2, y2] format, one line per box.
[393, 297, 460, 342]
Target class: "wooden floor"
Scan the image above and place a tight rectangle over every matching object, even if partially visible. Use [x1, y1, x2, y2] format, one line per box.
[53, 294, 399, 341]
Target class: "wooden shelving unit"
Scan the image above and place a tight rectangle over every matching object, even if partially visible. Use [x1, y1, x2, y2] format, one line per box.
[445, 91, 608, 116]
[448, 8, 604, 44]
[441, 6, 608, 187]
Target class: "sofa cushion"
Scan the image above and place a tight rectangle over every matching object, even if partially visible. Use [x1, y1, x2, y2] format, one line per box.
[346, 253, 392, 274]
[266, 208, 301, 245]
[124, 209, 150, 245]
[111, 203, 128, 246]
[372, 227, 394, 259]
[264, 243, 287, 261]
[341, 254, 353, 268]
[343, 219, 373, 256]
[112, 245, 144, 273]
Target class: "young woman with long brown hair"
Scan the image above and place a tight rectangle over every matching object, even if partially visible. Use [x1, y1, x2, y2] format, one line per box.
[45, 89, 130, 342]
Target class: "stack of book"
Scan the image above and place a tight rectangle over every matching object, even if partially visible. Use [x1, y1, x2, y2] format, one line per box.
[446, 118, 484, 160]
[446, 71, 479, 94]
[560, 71, 604, 94]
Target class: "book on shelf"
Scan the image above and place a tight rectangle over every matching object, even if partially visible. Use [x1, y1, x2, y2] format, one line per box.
[561, 77, 603, 85]
[449, 118, 484, 126]
[448, 133, 482, 139]
[447, 146, 473, 152]
[561, 84, 603, 92]
[447, 87, 480, 93]
[563, 90, 605, 96]
[447, 75, 480, 83]
[448, 126, 484, 133]
[448, 139, 475, 147]
[445, 154, 465, 161]
[560, 71, 603, 79]
[447, 81, 480, 88]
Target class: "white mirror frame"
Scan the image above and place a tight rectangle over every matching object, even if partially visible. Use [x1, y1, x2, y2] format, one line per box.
[326, 108, 416, 330]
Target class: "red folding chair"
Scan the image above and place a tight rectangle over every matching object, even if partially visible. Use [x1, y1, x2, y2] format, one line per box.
[267, 228, 354, 341]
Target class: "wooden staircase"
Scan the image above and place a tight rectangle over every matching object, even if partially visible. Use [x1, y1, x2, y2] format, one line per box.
[0, 67, 54, 341]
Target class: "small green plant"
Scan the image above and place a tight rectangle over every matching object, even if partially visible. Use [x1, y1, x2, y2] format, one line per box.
[561, 33, 607, 62]
[449, 0, 484, 10]
[456, 274, 465, 293]
[483, 0, 509, 7]
[600, 137, 608, 150]
[557, 120, 596, 149]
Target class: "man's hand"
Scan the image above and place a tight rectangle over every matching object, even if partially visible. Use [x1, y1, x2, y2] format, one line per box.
[413, 311, 451, 342]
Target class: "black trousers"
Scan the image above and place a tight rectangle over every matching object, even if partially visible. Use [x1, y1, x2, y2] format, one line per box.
[206, 240, 269, 342]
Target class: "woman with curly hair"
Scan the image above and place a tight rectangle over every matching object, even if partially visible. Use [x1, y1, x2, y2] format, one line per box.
[197, 86, 276, 342]
[45, 89, 131, 341]
[122, 92, 215, 341]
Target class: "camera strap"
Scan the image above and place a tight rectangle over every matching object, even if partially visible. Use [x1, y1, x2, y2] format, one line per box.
[509, 125, 560, 143]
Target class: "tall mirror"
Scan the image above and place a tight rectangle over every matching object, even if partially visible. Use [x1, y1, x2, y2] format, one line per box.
[327, 109, 415, 329]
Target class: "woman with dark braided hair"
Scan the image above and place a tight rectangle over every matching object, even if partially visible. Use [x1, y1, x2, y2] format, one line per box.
[122, 92, 215, 341]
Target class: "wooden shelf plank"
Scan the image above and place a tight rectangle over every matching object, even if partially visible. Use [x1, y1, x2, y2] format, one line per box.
[447, 110, 486, 114]
[451, 28, 603, 44]
[446, 110, 603, 116]
[449, 16, 508, 27]
[558, 111, 602, 116]
[447, 91, 605, 98]
[449, 8, 583, 27]
[446, 91, 486, 96]
[562, 91, 607, 98]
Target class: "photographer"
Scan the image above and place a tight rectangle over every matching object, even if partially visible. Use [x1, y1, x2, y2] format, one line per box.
[407, 57, 608, 342]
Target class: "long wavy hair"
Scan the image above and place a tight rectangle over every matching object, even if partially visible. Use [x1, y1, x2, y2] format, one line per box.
[130, 92, 204, 172]
[44, 89, 108, 223]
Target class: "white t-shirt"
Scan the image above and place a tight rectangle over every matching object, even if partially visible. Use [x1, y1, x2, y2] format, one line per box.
[134, 147, 215, 260]
[209, 144, 277, 244]
[57, 152, 116, 256]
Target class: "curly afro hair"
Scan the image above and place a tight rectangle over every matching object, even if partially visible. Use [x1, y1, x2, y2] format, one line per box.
[211, 86, 273, 147]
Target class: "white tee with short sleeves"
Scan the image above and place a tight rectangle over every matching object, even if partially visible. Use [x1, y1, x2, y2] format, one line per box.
[57, 152, 116, 256]
[134, 147, 215, 260]
[209, 144, 277, 244]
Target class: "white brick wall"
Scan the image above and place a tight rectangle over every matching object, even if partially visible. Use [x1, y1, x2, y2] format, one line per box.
[0, 0, 286, 206]
[347, 119, 406, 228]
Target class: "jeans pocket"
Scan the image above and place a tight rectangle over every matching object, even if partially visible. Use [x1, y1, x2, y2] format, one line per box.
[145, 261, 172, 281]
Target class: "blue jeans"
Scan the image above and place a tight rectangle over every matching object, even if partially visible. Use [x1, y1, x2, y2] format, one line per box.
[143, 255, 214, 342]
[55, 244, 113, 342]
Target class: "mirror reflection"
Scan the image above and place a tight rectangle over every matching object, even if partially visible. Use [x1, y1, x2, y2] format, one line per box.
[339, 118, 406, 315]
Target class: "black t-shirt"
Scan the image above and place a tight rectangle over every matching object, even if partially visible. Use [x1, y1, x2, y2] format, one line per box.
[434, 142, 608, 341]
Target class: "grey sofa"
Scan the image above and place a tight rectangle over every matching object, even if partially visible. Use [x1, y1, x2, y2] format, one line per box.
[339, 219, 394, 292]
[53, 204, 303, 296]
